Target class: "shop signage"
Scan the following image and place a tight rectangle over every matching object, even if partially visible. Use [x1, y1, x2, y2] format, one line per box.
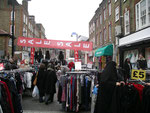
[75, 62, 81, 70]
[30, 48, 35, 64]
[74, 50, 79, 62]
[0, 63, 4, 71]
[131, 69, 146, 81]
[17, 37, 93, 51]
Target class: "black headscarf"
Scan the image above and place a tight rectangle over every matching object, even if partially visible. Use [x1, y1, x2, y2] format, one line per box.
[100, 61, 117, 84]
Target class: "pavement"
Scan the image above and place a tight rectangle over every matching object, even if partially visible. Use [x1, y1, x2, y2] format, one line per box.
[22, 91, 90, 113]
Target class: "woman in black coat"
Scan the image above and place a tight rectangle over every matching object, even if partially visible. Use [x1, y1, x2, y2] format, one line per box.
[94, 61, 121, 113]
[36, 63, 46, 103]
[44, 64, 57, 105]
[123, 58, 132, 80]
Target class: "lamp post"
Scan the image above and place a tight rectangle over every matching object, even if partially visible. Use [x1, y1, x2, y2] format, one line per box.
[11, 0, 15, 58]
[71, 32, 80, 41]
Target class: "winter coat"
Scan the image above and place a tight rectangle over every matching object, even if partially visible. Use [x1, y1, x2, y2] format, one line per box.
[123, 59, 132, 79]
[137, 59, 147, 70]
[44, 68, 57, 95]
[94, 61, 118, 113]
[36, 69, 46, 96]
[68, 62, 74, 71]
[111, 85, 142, 113]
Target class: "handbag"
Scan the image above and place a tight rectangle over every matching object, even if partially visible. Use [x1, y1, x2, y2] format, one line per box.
[33, 72, 38, 86]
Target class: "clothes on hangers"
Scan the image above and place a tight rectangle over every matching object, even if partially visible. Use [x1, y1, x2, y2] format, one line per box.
[142, 86, 150, 113]
[0, 105, 3, 113]
[58, 73, 92, 112]
[0, 68, 34, 113]
[0, 81, 14, 113]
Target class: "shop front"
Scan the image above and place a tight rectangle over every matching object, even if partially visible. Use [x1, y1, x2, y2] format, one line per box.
[119, 27, 150, 69]
[95, 44, 113, 70]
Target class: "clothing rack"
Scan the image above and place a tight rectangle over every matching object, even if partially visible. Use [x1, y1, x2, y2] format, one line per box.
[81, 69, 97, 72]
[66, 71, 91, 74]
[0, 67, 34, 74]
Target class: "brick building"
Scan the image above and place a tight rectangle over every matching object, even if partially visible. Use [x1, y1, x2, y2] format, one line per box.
[89, 0, 150, 70]
[0, 29, 11, 59]
[0, 0, 46, 60]
[119, 0, 150, 69]
[89, 0, 116, 69]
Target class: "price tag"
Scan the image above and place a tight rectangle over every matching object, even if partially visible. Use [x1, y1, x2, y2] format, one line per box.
[131, 69, 146, 81]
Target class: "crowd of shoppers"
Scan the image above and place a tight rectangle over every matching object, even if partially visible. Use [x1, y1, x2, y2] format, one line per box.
[33, 59, 70, 105]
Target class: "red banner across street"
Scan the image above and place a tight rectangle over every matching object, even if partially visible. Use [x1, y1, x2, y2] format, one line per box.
[17, 37, 93, 51]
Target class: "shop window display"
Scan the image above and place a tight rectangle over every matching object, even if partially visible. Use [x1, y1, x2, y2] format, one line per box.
[124, 50, 139, 69]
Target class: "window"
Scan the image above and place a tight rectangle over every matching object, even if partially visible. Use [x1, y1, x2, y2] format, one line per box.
[104, 28, 107, 43]
[104, 8, 106, 21]
[11, 11, 15, 21]
[93, 22, 95, 31]
[135, 0, 150, 30]
[23, 27, 27, 37]
[8, 39, 12, 47]
[23, 14, 26, 23]
[115, 6, 119, 22]
[95, 35, 97, 46]
[136, 4, 140, 29]
[93, 37, 95, 48]
[109, 2, 111, 16]
[124, 10, 130, 35]
[26, 17, 28, 25]
[140, 0, 146, 26]
[100, 14, 102, 24]
[100, 32, 103, 45]
[109, 24, 112, 41]
[96, 19, 99, 27]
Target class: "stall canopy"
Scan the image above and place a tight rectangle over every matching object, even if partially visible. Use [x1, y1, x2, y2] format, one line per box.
[95, 44, 113, 57]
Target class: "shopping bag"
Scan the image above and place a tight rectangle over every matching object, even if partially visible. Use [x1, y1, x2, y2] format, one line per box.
[32, 85, 39, 97]
[33, 72, 38, 86]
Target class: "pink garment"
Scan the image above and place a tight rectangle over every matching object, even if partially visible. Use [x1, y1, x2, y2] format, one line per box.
[61, 87, 66, 102]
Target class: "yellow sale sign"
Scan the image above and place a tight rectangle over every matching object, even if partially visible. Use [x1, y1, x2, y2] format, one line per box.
[131, 69, 146, 81]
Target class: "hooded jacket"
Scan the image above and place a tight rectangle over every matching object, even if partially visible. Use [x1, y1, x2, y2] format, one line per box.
[95, 61, 118, 113]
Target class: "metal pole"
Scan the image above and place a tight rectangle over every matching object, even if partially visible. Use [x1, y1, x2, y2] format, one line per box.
[11, 0, 15, 58]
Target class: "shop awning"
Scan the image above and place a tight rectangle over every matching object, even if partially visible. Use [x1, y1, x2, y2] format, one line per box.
[95, 44, 113, 57]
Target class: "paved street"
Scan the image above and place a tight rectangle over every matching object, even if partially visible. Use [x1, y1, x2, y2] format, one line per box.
[22, 92, 90, 113]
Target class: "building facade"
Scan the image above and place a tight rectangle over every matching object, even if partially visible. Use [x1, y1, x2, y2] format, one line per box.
[89, 0, 116, 70]
[89, 0, 150, 70]
[119, 0, 150, 69]
[0, 0, 46, 60]
[0, 29, 11, 59]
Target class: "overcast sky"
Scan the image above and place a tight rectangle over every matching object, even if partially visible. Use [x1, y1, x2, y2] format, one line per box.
[17, 0, 102, 41]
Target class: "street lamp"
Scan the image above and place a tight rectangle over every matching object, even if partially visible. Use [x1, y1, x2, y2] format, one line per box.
[71, 32, 80, 41]
[11, 0, 15, 58]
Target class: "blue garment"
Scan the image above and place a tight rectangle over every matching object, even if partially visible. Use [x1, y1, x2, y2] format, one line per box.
[93, 86, 98, 95]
